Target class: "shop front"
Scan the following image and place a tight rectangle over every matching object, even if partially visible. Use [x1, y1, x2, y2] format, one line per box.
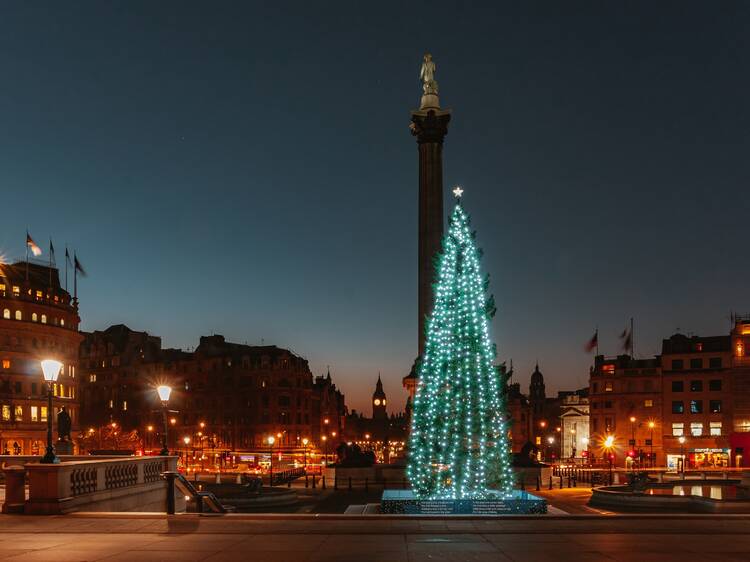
[666, 448, 729, 470]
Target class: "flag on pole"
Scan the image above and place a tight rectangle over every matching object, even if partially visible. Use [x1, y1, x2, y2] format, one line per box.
[584, 330, 598, 353]
[49, 240, 56, 265]
[620, 326, 633, 352]
[26, 232, 42, 256]
[74, 255, 87, 277]
[65, 248, 73, 267]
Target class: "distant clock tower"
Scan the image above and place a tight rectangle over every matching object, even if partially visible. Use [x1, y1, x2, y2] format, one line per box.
[372, 374, 387, 420]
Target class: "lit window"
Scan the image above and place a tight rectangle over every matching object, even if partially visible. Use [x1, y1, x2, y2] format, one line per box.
[14, 405, 22, 421]
[71, 366, 75, 378]
[737, 341, 745, 357]
[604, 382, 613, 392]
[690, 400, 703, 414]
[671, 422, 684, 436]
[690, 422, 703, 436]
[709, 400, 722, 413]
[41, 406, 48, 422]
[41, 314, 47, 324]
[0, 283, 4, 292]
[12, 286, 19, 295]
[35, 290, 42, 299]
[602, 364, 615, 375]
[30, 406, 38, 422]
[60, 318, 65, 327]
[14, 310, 21, 320]
[2, 360, 9, 369]
[109, 399, 114, 409]
[644, 399, 653, 407]
[1, 405, 10, 421]
[89, 374, 96, 383]
[2, 309, 9, 319]
[122, 400, 127, 411]
[31, 313, 38, 322]
[710, 422, 722, 436]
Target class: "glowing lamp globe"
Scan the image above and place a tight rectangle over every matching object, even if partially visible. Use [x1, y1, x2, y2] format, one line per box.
[41, 359, 63, 383]
[267, 436, 275, 446]
[156, 385, 172, 403]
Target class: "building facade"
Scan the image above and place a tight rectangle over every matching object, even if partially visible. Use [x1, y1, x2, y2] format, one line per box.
[79, 326, 347, 453]
[588, 316, 750, 468]
[0, 261, 83, 455]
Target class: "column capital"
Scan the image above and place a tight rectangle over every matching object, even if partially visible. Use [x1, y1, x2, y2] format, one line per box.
[410, 109, 451, 145]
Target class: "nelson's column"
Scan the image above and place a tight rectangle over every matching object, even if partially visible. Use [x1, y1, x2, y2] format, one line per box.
[403, 53, 451, 400]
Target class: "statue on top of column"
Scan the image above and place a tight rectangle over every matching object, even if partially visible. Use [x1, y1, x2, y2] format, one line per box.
[420, 53, 438, 95]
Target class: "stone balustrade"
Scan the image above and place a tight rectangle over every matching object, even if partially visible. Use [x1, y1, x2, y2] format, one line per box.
[2, 456, 184, 514]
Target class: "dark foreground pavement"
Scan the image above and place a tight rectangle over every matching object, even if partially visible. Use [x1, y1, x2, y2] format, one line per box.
[0, 513, 748, 562]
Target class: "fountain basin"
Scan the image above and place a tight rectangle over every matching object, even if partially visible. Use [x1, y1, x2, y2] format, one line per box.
[589, 480, 750, 513]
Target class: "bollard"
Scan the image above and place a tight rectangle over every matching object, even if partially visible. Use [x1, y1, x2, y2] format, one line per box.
[322, 475, 327, 490]
[162, 471, 178, 515]
[365, 477, 369, 492]
[536, 476, 540, 491]
[312, 474, 317, 489]
[334, 475, 338, 490]
[305, 474, 309, 488]
[215, 472, 221, 485]
[288, 479, 292, 488]
[548, 475, 553, 490]
[349, 476, 352, 491]
[568, 475, 571, 488]
[559, 476, 563, 489]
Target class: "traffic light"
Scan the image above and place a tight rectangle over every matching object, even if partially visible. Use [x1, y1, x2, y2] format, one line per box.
[628, 450, 635, 458]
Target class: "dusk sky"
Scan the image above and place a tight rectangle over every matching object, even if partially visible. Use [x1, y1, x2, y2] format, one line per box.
[1, 2, 748, 415]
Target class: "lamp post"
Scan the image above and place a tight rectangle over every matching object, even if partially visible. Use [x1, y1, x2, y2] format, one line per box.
[678, 435, 686, 476]
[40, 359, 63, 464]
[604, 435, 615, 485]
[183, 436, 191, 467]
[302, 437, 309, 471]
[581, 437, 589, 465]
[322, 435, 328, 467]
[267, 435, 275, 486]
[648, 421, 655, 468]
[547, 436, 554, 463]
[156, 385, 172, 455]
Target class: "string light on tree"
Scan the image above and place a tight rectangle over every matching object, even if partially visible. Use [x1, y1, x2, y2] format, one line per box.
[407, 193, 514, 500]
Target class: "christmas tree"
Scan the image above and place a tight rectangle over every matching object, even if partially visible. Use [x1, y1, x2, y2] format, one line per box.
[407, 191, 514, 500]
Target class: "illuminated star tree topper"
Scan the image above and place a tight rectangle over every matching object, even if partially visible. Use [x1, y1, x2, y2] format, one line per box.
[407, 192, 513, 499]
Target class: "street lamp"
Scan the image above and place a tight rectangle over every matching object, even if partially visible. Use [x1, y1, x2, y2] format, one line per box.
[40, 359, 63, 464]
[302, 437, 309, 470]
[156, 385, 172, 455]
[267, 435, 275, 486]
[322, 435, 328, 467]
[604, 435, 615, 484]
[648, 421, 655, 467]
[678, 435, 686, 475]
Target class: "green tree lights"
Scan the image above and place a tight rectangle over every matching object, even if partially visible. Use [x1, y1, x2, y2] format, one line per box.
[407, 197, 514, 499]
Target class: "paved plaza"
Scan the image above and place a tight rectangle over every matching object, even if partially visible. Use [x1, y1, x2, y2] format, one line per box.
[0, 513, 748, 562]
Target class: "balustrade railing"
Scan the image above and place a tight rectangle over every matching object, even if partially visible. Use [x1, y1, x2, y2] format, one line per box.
[2, 456, 180, 514]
